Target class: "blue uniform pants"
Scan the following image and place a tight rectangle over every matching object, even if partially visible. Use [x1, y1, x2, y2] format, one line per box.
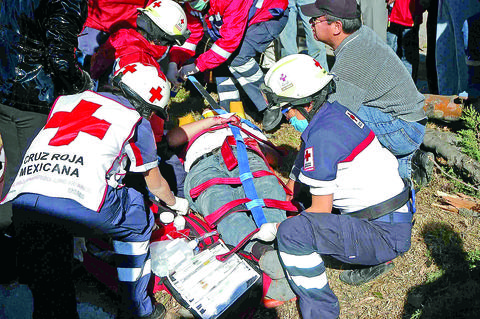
[277, 211, 413, 319]
[12, 187, 156, 318]
[217, 12, 289, 112]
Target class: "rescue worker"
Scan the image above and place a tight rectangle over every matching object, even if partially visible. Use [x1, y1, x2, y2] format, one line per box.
[79, 0, 154, 62]
[0, 0, 93, 235]
[1, 62, 189, 319]
[300, 0, 427, 182]
[257, 54, 415, 318]
[90, 0, 190, 82]
[166, 0, 289, 131]
[165, 112, 297, 305]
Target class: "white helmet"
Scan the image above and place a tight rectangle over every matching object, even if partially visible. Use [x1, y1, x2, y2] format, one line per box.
[113, 63, 171, 119]
[262, 54, 334, 109]
[137, 0, 191, 46]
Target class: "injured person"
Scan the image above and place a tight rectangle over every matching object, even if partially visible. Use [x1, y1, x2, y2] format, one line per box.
[166, 112, 299, 305]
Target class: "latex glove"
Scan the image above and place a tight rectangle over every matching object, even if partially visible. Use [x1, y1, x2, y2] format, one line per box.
[73, 237, 87, 262]
[167, 196, 189, 215]
[178, 63, 199, 80]
[167, 62, 181, 87]
[252, 223, 279, 242]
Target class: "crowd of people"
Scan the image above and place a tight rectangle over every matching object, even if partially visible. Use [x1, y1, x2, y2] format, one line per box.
[0, 0, 479, 318]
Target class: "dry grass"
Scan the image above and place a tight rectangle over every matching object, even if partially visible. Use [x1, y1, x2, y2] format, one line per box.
[157, 90, 480, 319]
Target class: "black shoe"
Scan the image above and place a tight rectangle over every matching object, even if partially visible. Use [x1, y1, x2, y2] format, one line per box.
[412, 149, 434, 189]
[262, 106, 282, 132]
[339, 261, 395, 286]
[119, 303, 166, 319]
[141, 303, 166, 319]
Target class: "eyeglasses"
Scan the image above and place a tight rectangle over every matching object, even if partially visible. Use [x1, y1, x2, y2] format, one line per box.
[309, 17, 328, 26]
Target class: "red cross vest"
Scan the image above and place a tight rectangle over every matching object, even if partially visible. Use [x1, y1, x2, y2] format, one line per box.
[3, 91, 142, 212]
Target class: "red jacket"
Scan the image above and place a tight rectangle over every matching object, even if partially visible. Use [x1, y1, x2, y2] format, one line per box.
[389, 0, 424, 27]
[85, 0, 155, 33]
[90, 28, 168, 79]
[169, 0, 287, 71]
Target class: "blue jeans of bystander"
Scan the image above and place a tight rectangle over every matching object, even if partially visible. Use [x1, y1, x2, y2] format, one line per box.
[356, 105, 426, 180]
[387, 22, 420, 83]
[279, 0, 329, 70]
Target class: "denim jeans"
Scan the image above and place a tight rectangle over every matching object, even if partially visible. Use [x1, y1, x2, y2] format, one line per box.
[278, 0, 329, 70]
[387, 22, 420, 82]
[356, 105, 425, 180]
[184, 148, 287, 251]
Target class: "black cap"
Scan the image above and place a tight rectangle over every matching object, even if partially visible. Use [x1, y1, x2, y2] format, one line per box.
[301, 0, 361, 19]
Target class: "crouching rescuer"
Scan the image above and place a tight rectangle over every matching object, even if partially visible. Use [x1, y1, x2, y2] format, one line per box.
[1, 62, 188, 319]
[258, 54, 416, 319]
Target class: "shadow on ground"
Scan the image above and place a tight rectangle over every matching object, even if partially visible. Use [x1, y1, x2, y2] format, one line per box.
[402, 222, 480, 318]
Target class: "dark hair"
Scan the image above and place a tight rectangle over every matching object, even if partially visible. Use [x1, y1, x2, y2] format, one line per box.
[325, 6, 362, 33]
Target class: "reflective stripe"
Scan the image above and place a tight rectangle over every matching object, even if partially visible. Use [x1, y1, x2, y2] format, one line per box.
[218, 90, 240, 100]
[256, 0, 264, 8]
[117, 259, 152, 282]
[230, 58, 256, 73]
[113, 240, 149, 255]
[218, 77, 235, 86]
[174, 42, 197, 52]
[291, 272, 328, 290]
[280, 251, 324, 268]
[236, 68, 263, 86]
[211, 44, 231, 59]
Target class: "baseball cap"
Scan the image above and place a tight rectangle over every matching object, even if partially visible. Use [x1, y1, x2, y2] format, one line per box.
[301, 0, 361, 19]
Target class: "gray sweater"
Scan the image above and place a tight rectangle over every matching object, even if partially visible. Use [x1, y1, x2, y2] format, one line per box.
[328, 26, 426, 122]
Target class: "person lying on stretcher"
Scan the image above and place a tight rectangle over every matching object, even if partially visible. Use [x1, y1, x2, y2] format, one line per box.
[165, 112, 298, 305]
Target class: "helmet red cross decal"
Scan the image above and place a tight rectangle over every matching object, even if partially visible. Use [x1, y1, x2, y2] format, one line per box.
[153, 1, 161, 7]
[149, 86, 163, 103]
[181, 19, 185, 24]
[123, 64, 137, 74]
[45, 100, 111, 146]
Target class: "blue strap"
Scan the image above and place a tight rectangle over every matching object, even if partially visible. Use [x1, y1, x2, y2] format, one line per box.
[229, 124, 267, 226]
[211, 106, 263, 133]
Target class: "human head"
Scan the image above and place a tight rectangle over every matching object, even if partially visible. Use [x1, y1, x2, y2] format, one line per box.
[137, 0, 191, 46]
[301, 0, 362, 42]
[261, 54, 334, 131]
[112, 63, 171, 119]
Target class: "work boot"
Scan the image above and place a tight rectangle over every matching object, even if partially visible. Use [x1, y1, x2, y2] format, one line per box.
[119, 303, 166, 319]
[412, 149, 434, 189]
[339, 261, 395, 286]
[141, 303, 166, 319]
[262, 106, 282, 131]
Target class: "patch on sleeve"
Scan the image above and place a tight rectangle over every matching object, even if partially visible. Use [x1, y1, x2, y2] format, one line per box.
[304, 147, 315, 171]
[345, 110, 364, 129]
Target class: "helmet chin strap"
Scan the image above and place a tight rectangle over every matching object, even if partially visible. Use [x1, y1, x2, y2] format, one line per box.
[297, 86, 330, 122]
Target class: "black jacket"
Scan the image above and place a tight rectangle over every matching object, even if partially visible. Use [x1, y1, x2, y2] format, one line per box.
[0, 0, 90, 113]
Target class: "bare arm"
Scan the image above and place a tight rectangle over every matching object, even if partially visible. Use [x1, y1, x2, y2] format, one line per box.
[166, 114, 240, 147]
[143, 166, 176, 206]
